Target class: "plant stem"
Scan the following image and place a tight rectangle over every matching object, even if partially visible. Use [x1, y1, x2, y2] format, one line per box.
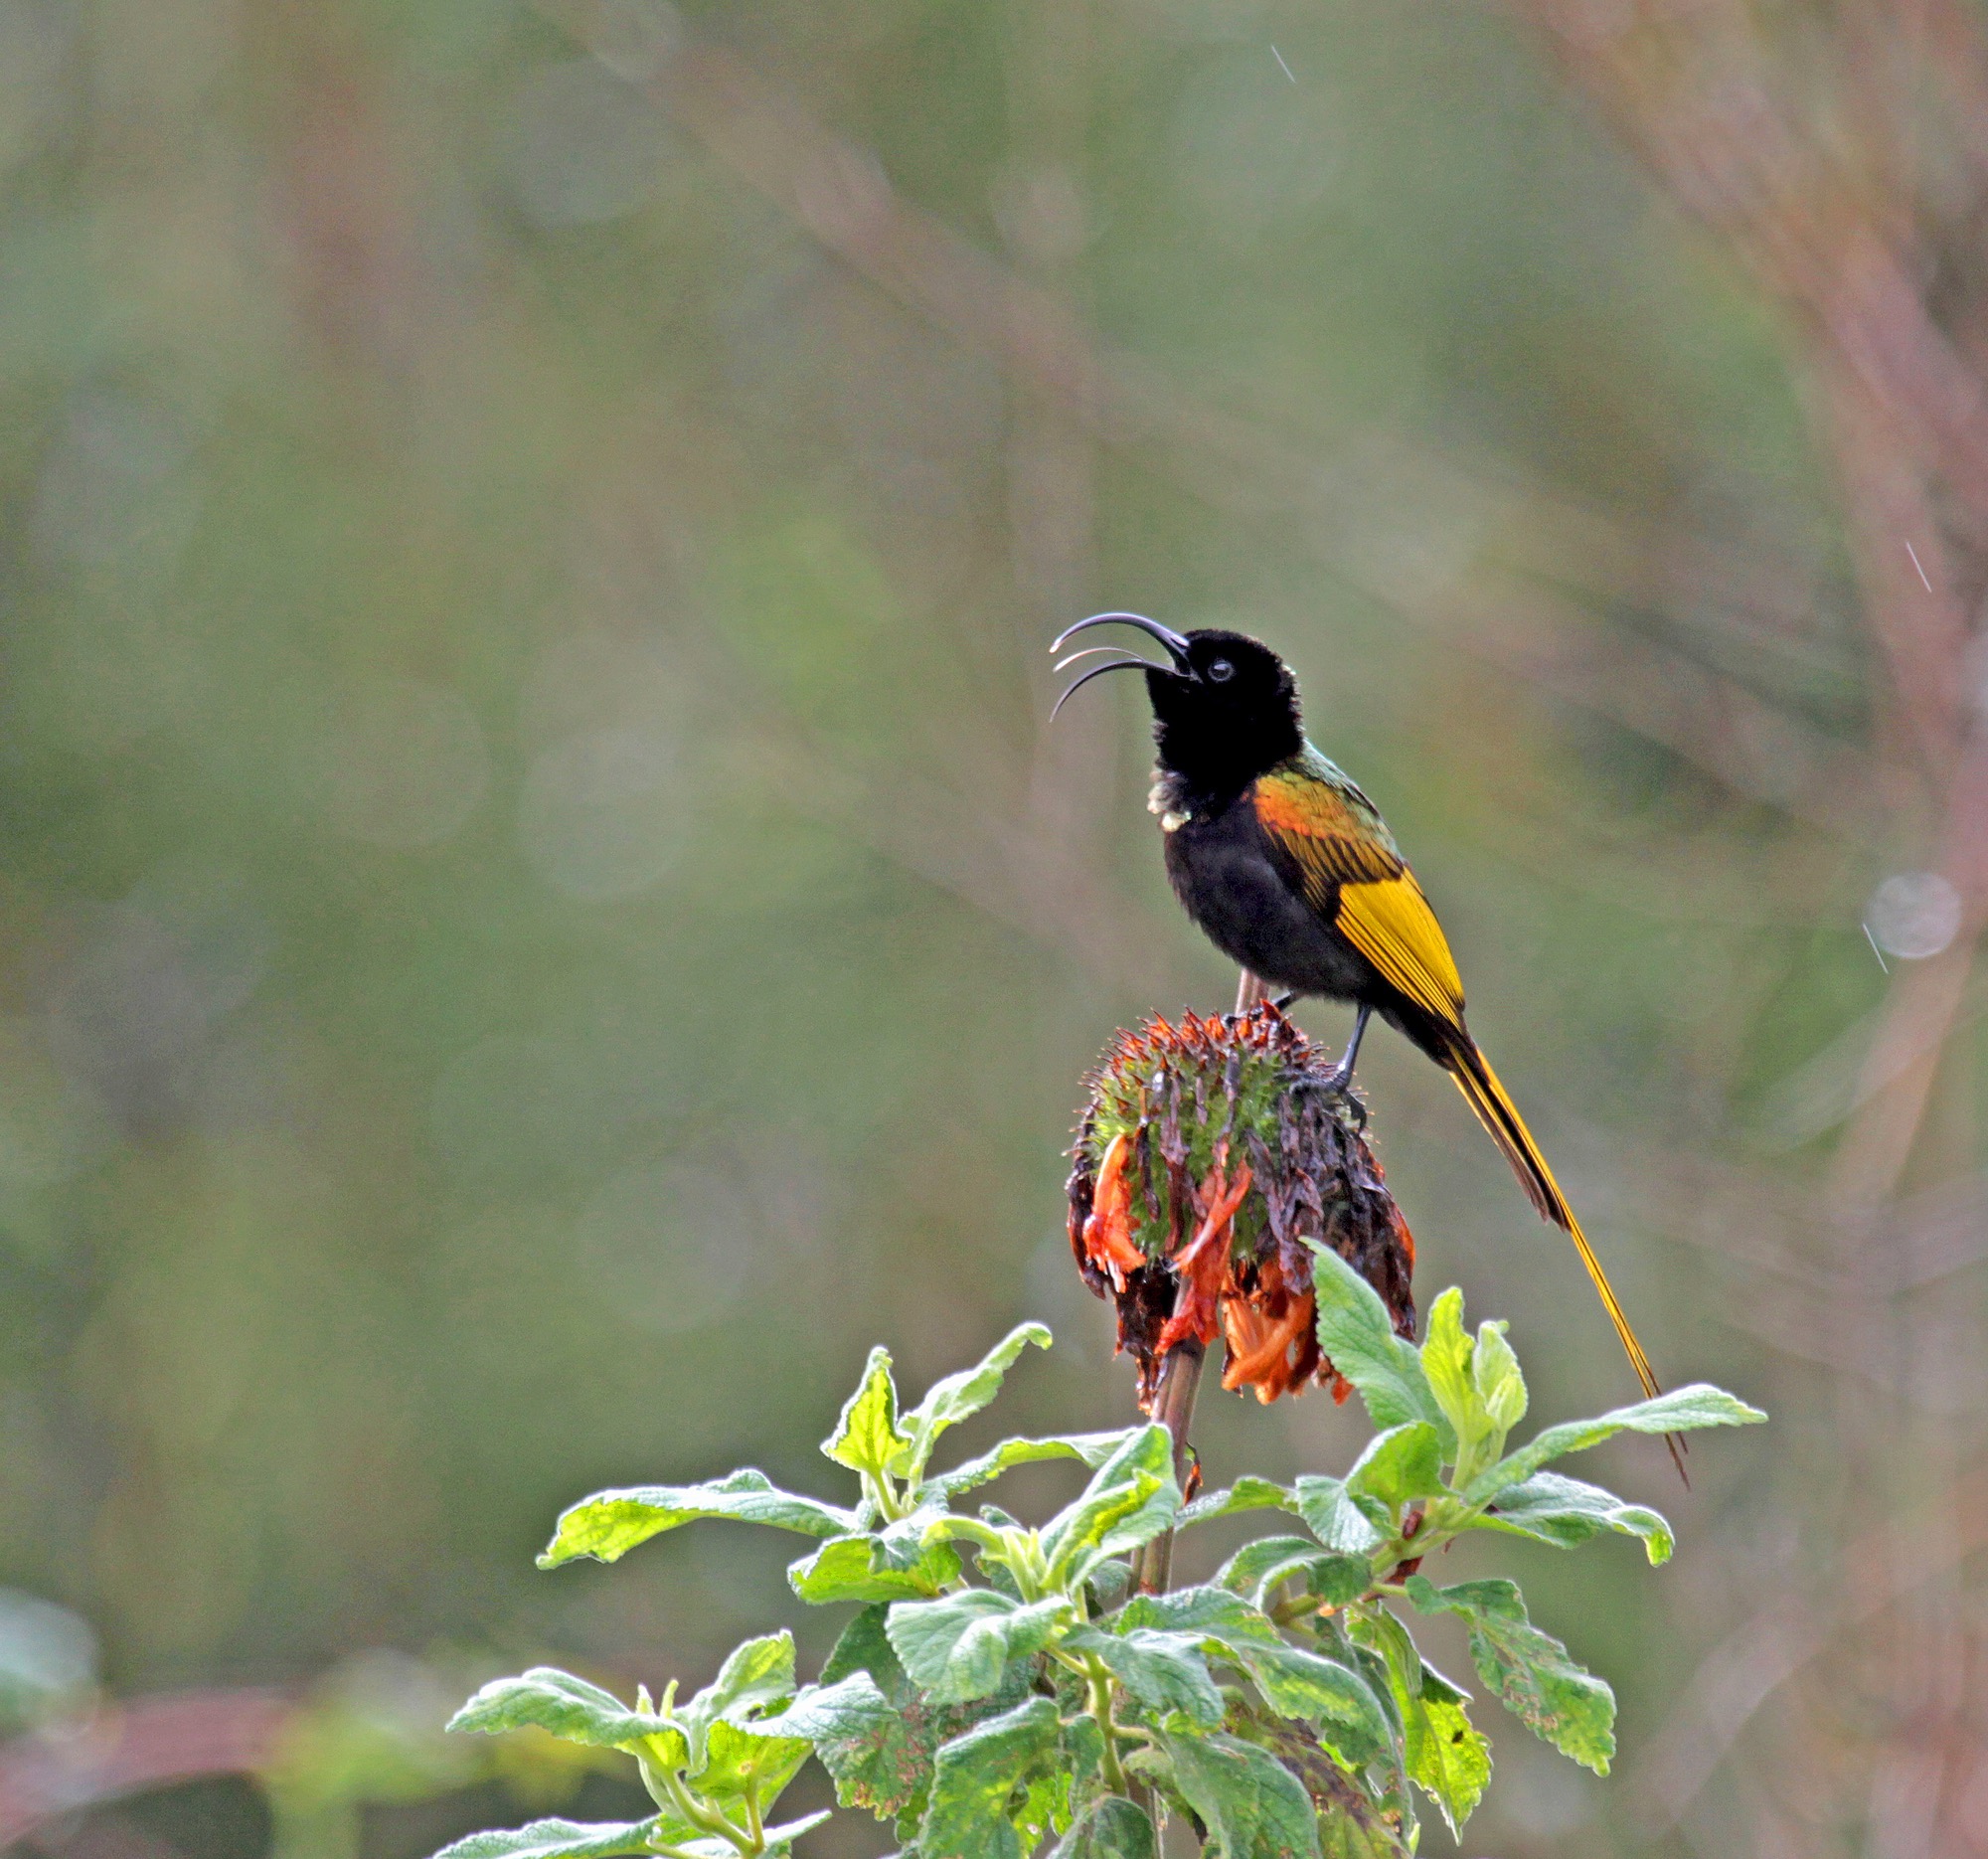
[1082, 1654, 1128, 1796]
[658, 1764, 756, 1856]
[1131, 1337, 1204, 1596]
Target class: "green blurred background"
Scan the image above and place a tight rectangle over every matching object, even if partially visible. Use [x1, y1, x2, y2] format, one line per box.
[0, 0, 1979, 1853]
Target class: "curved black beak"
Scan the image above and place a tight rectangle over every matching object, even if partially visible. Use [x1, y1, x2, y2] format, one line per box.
[1048, 612, 1192, 719]
[1051, 611, 1193, 666]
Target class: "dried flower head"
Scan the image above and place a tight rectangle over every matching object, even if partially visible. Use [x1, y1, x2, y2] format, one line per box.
[1067, 1003, 1415, 1410]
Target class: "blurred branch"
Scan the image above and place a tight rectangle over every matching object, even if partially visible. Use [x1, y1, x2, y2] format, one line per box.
[580, 11, 1879, 836]
[1628, 1470, 1988, 1831]
[1510, 0, 1988, 1198]
[0, 1692, 292, 1848]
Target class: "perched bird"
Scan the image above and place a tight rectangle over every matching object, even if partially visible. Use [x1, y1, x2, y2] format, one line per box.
[1053, 612, 1675, 1447]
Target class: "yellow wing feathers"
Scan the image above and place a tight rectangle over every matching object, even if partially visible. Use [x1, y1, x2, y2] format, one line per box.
[1334, 877, 1465, 1027]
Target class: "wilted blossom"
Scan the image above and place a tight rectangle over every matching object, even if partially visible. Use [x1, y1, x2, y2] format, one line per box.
[1067, 1003, 1415, 1410]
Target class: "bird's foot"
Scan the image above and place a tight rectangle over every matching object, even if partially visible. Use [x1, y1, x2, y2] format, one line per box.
[1294, 1061, 1367, 1126]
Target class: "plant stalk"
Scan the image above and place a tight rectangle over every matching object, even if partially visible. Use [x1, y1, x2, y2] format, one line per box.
[1130, 968, 1265, 1600]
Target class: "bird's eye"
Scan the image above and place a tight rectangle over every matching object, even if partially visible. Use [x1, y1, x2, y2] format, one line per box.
[1207, 658, 1235, 683]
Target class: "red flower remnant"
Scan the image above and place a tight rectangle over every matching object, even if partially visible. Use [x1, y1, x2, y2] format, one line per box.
[1081, 1131, 1148, 1288]
[1155, 1155, 1254, 1359]
[1067, 1002, 1414, 1412]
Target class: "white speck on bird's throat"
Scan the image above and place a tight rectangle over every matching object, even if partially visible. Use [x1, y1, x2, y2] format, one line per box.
[1148, 776, 1191, 832]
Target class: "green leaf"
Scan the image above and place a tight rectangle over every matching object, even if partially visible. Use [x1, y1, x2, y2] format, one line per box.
[895, 1323, 1052, 1480]
[1465, 1383, 1766, 1503]
[824, 1346, 912, 1477]
[1291, 1476, 1386, 1557]
[1343, 1424, 1445, 1521]
[1417, 1290, 1530, 1486]
[678, 1633, 797, 1770]
[1049, 1795, 1156, 1859]
[427, 1819, 681, 1859]
[1477, 1470, 1674, 1564]
[538, 1471, 860, 1569]
[1472, 1321, 1527, 1435]
[1113, 1587, 1391, 1765]
[1403, 1683, 1490, 1838]
[789, 1533, 962, 1604]
[1160, 1727, 1322, 1859]
[1214, 1537, 1371, 1609]
[1114, 1584, 1281, 1645]
[1405, 1576, 1615, 1773]
[446, 1667, 658, 1752]
[921, 1696, 1061, 1859]
[1416, 1289, 1476, 1438]
[921, 1431, 1131, 1502]
[1230, 1642, 1395, 1765]
[1064, 1624, 1224, 1727]
[695, 1716, 811, 1804]
[886, 1591, 1071, 1704]
[1178, 1476, 1294, 1529]
[756, 1811, 833, 1855]
[1304, 1244, 1451, 1452]
[746, 1671, 903, 1808]
[1041, 1424, 1180, 1583]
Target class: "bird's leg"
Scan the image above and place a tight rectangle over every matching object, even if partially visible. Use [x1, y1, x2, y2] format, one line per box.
[1268, 990, 1296, 1011]
[1225, 968, 1270, 1028]
[1314, 1003, 1372, 1095]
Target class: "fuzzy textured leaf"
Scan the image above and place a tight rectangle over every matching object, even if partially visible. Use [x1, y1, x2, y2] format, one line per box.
[920, 1431, 1130, 1502]
[1465, 1384, 1766, 1504]
[427, 1819, 684, 1859]
[447, 1668, 658, 1752]
[1114, 1587, 1390, 1762]
[1214, 1537, 1369, 1609]
[677, 1632, 797, 1769]
[1178, 1476, 1294, 1529]
[788, 1533, 961, 1604]
[920, 1696, 1061, 1859]
[1405, 1576, 1615, 1773]
[735, 1672, 899, 1806]
[823, 1346, 911, 1477]
[1403, 1684, 1490, 1837]
[1477, 1470, 1674, 1564]
[694, 1716, 810, 1804]
[1049, 1796, 1157, 1859]
[1161, 1727, 1322, 1859]
[1041, 1424, 1179, 1582]
[1064, 1625, 1224, 1727]
[1291, 1475, 1386, 1557]
[1304, 1243, 1451, 1450]
[1229, 1642, 1394, 1764]
[894, 1323, 1052, 1479]
[887, 1591, 1070, 1704]
[1343, 1424, 1445, 1520]
[538, 1471, 859, 1569]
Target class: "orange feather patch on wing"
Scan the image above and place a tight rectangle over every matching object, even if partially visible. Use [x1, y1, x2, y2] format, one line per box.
[1252, 777, 1400, 887]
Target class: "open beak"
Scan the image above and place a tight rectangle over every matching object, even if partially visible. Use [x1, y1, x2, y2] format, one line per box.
[1049, 612, 1193, 718]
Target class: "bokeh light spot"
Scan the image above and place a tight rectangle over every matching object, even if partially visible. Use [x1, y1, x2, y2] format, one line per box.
[1867, 871, 1963, 961]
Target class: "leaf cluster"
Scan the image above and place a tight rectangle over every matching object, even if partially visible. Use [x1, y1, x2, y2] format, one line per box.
[431, 1274, 1761, 1857]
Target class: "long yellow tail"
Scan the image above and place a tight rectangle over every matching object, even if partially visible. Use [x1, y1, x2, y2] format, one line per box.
[1443, 1034, 1666, 1409]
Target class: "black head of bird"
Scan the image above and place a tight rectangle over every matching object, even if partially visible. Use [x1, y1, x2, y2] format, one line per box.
[1053, 614, 1302, 795]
